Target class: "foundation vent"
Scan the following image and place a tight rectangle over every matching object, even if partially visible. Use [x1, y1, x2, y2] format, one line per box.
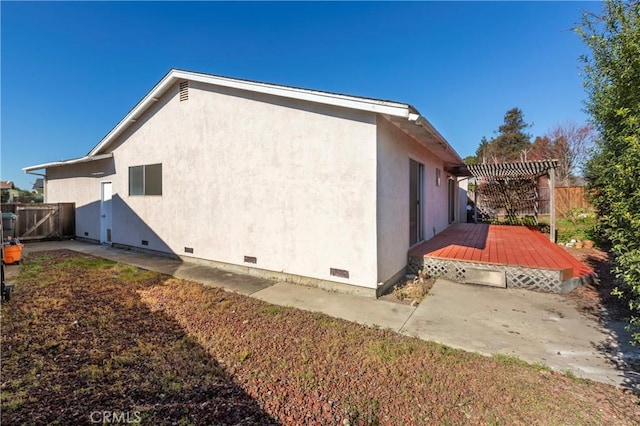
[330, 268, 349, 279]
[184, 247, 194, 254]
[84, 232, 89, 237]
[179, 81, 189, 101]
[141, 240, 149, 246]
[244, 256, 257, 264]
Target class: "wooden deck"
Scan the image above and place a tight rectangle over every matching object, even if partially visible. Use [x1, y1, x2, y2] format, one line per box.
[409, 224, 593, 280]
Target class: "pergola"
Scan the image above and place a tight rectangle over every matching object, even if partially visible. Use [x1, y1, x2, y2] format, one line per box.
[460, 160, 559, 242]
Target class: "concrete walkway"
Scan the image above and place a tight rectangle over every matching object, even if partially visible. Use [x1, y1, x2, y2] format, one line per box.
[14, 240, 639, 392]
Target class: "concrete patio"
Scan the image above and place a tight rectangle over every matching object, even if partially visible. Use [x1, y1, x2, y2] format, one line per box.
[7, 240, 638, 392]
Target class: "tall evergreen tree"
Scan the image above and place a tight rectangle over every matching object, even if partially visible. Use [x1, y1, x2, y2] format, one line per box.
[494, 107, 532, 159]
[476, 108, 533, 163]
[494, 108, 531, 160]
[474, 136, 490, 163]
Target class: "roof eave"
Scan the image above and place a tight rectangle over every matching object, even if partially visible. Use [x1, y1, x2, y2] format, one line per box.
[387, 115, 465, 170]
[23, 153, 113, 172]
[88, 70, 178, 156]
[415, 115, 465, 166]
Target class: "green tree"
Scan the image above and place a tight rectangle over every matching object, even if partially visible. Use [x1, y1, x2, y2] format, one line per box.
[495, 107, 532, 159]
[474, 136, 490, 163]
[463, 155, 478, 165]
[476, 108, 533, 163]
[579, 0, 640, 343]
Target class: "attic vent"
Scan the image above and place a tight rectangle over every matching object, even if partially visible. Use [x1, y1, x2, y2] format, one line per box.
[179, 81, 189, 101]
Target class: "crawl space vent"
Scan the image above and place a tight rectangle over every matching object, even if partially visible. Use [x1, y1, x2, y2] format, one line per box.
[179, 81, 189, 101]
[330, 268, 349, 279]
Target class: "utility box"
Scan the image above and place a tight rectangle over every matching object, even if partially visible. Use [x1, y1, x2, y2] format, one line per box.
[2, 213, 17, 239]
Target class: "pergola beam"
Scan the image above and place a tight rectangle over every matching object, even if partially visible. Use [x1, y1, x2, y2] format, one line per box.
[465, 160, 558, 179]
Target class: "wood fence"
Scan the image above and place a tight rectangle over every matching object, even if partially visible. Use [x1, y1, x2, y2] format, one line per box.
[1, 203, 75, 241]
[554, 187, 592, 217]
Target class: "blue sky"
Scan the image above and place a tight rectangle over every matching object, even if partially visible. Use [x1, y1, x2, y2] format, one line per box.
[1, 1, 600, 191]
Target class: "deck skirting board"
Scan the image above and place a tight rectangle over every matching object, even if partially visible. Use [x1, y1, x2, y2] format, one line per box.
[409, 256, 588, 293]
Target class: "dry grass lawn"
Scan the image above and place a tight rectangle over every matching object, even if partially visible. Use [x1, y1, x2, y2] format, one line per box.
[1, 250, 639, 425]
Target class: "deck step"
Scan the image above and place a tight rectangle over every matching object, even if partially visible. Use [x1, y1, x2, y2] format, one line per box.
[464, 267, 506, 288]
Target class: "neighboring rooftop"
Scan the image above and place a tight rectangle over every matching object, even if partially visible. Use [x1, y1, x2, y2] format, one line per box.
[33, 178, 44, 191]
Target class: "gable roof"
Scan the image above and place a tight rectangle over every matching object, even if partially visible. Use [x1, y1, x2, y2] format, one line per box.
[0, 181, 14, 190]
[24, 69, 464, 172]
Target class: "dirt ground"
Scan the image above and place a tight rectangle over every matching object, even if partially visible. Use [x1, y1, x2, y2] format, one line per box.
[563, 246, 631, 321]
[2, 250, 639, 425]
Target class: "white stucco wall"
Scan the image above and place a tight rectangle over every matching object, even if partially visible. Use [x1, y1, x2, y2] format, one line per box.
[49, 82, 380, 289]
[376, 117, 456, 284]
[45, 158, 115, 242]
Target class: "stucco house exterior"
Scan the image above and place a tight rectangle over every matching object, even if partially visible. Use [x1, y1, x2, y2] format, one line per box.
[24, 69, 466, 297]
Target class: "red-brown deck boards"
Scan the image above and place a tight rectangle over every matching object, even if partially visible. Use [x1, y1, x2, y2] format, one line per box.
[408, 224, 594, 279]
[528, 229, 594, 278]
[439, 243, 456, 259]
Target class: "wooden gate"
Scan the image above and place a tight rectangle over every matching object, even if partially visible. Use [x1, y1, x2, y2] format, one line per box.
[1, 203, 75, 241]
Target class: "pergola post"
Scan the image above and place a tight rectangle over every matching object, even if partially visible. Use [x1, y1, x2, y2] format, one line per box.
[549, 167, 556, 242]
[533, 177, 539, 226]
[473, 178, 478, 223]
